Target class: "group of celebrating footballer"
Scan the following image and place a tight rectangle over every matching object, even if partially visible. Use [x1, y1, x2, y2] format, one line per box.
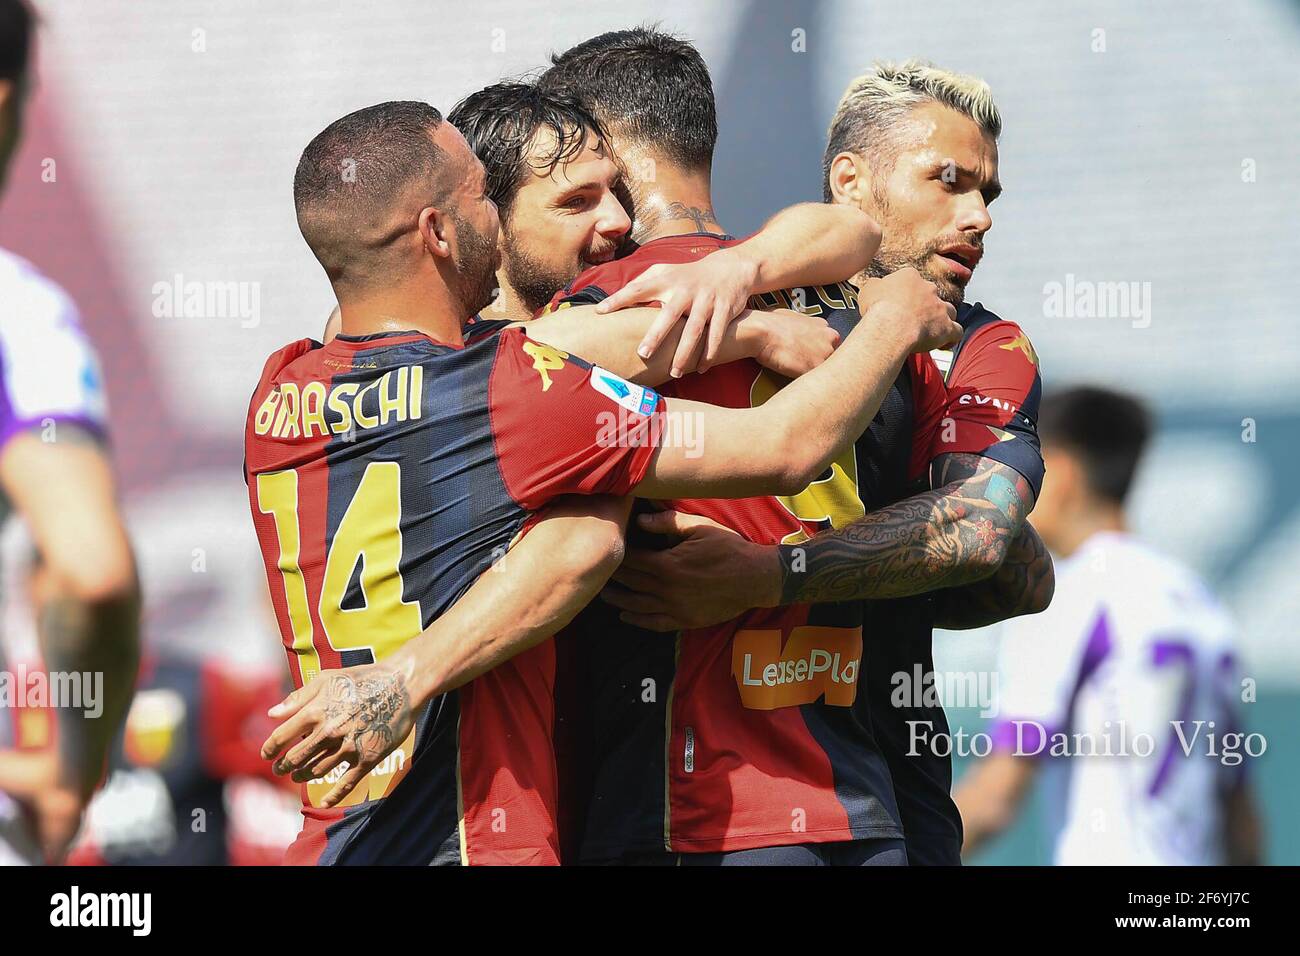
[248, 26, 1053, 866]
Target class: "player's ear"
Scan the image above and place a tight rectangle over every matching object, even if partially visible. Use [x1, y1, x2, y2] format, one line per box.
[828, 152, 867, 207]
[418, 206, 452, 260]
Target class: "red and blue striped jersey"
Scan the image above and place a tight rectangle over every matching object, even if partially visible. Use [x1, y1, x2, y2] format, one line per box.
[548, 234, 924, 857]
[861, 302, 1044, 865]
[547, 236, 1046, 861]
[244, 322, 662, 865]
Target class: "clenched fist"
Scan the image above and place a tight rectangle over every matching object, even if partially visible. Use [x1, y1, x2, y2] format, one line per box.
[857, 267, 961, 353]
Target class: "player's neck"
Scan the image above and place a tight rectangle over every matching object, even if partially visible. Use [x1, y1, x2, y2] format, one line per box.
[632, 165, 726, 243]
[335, 282, 466, 347]
[482, 281, 536, 323]
[1058, 507, 1127, 557]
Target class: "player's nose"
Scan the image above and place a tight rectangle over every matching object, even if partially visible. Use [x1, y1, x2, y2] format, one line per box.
[597, 192, 632, 239]
[957, 196, 993, 236]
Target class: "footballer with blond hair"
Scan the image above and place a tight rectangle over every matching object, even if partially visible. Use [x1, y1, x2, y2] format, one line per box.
[600, 55, 1054, 865]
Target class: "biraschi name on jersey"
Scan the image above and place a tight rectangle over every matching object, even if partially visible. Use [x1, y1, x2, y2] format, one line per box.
[252, 365, 425, 439]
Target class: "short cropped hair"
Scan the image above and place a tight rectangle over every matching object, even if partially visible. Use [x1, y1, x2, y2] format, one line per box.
[293, 101, 446, 283]
[823, 59, 1001, 200]
[449, 82, 605, 221]
[1038, 386, 1153, 505]
[540, 25, 716, 172]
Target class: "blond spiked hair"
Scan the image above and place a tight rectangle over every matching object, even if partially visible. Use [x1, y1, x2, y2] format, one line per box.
[823, 59, 1001, 200]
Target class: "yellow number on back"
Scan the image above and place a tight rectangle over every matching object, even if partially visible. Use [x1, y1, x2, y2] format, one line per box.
[257, 470, 319, 683]
[750, 368, 865, 543]
[320, 462, 423, 663]
[256, 461, 423, 686]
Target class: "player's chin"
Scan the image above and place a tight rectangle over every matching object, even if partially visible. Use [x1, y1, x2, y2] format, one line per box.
[921, 271, 966, 306]
[937, 279, 966, 306]
[921, 260, 966, 303]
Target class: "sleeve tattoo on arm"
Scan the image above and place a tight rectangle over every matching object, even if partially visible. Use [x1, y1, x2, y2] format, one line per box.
[778, 453, 1034, 606]
[930, 520, 1056, 630]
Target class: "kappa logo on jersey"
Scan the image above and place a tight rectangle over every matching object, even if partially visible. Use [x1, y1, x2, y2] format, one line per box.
[999, 333, 1039, 367]
[522, 340, 569, 392]
[591, 367, 657, 416]
[732, 626, 863, 710]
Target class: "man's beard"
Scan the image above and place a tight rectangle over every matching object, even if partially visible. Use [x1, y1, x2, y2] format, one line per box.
[500, 232, 621, 316]
[452, 213, 502, 317]
[501, 240, 576, 316]
[867, 232, 980, 306]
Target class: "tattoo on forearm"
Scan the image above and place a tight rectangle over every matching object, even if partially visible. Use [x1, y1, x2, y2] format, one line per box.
[663, 202, 719, 233]
[324, 670, 410, 765]
[778, 454, 1032, 606]
[932, 522, 1055, 629]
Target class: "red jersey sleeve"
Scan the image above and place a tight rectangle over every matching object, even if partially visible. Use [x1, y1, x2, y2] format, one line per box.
[243, 337, 317, 482]
[908, 353, 950, 482]
[920, 316, 1045, 495]
[487, 327, 664, 510]
[538, 234, 741, 316]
